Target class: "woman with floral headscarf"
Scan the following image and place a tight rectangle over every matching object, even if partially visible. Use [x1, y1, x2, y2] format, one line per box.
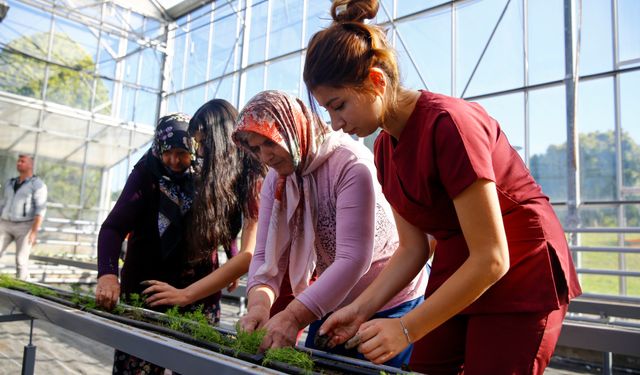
[233, 90, 428, 368]
[95, 113, 215, 374]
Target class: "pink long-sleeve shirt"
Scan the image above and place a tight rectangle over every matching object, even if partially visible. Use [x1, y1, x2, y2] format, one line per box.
[248, 140, 428, 319]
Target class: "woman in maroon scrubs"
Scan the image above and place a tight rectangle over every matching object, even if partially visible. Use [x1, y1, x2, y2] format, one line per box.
[302, 1, 581, 374]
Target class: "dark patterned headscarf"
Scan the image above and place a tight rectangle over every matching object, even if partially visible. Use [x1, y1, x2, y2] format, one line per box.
[144, 113, 195, 259]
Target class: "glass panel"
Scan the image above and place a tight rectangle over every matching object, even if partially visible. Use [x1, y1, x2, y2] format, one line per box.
[52, 16, 98, 66]
[305, 0, 332, 44]
[95, 78, 114, 115]
[119, 85, 136, 122]
[268, 0, 303, 58]
[397, 0, 450, 18]
[123, 42, 141, 84]
[528, 0, 564, 85]
[619, 71, 640, 195]
[579, 0, 613, 75]
[247, 0, 268, 65]
[190, 3, 213, 30]
[134, 91, 158, 127]
[185, 23, 210, 88]
[0, 2, 51, 60]
[183, 85, 206, 116]
[0, 52, 46, 100]
[618, 0, 640, 65]
[456, 0, 523, 97]
[97, 32, 120, 79]
[528, 85, 567, 201]
[171, 31, 187, 92]
[577, 78, 615, 201]
[241, 65, 265, 107]
[208, 75, 238, 106]
[139, 49, 162, 90]
[475, 93, 525, 160]
[46, 66, 94, 110]
[38, 157, 82, 206]
[210, 10, 240, 79]
[167, 93, 182, 114]
[266, 55, 300, 98]
[396, 8, 451, 94]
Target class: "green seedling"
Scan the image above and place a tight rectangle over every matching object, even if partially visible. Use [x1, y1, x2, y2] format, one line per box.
[233, 322, 266, 355]
[0, 275, 55, 297]
[263, 346, 314, 374]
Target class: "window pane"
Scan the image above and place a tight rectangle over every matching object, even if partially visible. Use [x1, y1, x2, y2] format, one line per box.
[397, 0, 450, 18]
[579, 0, 613, 75]
[134, 91, 159, 126]
[619, 71, 640, 192]
[528, 0, 564, 85]
[266, 55, 301, 98]
[396, 8, 451, 94]
[456, 0, 523, 97]
[241, 65, 264, 107]
[618, 0, 640, 65]
[185, 24, 210, 87]
[210, 12, 240, 79]
[140, 48, 163, 89]
[208, 75, 238, 107]
[577, 78, 615, 201]
[52, 17, 98, 66]
[475, 93, 525, 161]
[171, 31, 187, 92]
[529, 85, 567, 201]
[0, 2, 51, 60]
[305, 1, 332, 45]
[269, 0, 303, 58]
[247, 1, 268, 65]
[46, 67, 94, 110]
[183, 85, 206, 116]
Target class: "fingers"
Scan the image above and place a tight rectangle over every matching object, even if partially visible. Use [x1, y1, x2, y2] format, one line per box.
[344, 333, 361, 349]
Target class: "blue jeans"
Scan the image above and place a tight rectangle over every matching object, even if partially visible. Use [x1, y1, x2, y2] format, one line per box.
[305, 296, 424, 368]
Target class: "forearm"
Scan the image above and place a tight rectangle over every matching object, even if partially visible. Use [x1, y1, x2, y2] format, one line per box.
[283, 298, 319, 330]
[351, 243, 428, 319]
[31, 215, 43, 232]
[247, 285, 276, 310]
[182, 251, 252, 304]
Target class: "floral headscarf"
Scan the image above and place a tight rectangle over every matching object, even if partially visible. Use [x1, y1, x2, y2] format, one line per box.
[145, 112, 195, 259]
[232, 90, 353, 295]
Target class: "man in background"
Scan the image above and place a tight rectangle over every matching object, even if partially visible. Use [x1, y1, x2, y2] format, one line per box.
[0, 154, 47, 280]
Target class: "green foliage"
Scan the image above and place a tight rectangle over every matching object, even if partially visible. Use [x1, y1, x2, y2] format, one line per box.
[530, 130, 640, 225]
[0, 275, 54, 297]
[163, 305, 226, 345]
[263, 347, 314, 373]
[233, 322, 267, 355]
[70, 284, 97, 309]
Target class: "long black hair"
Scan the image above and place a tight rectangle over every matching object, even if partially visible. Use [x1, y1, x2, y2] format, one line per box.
[187, 99, 266, 259]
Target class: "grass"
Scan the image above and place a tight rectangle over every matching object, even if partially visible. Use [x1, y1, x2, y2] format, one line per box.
[574, 233, 640, 297]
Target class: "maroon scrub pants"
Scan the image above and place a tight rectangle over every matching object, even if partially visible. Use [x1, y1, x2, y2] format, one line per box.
[409, 304, 568, 375]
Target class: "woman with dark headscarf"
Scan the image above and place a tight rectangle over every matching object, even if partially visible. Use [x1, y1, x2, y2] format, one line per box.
[95, 113, 214, 374]
[232, 90, 428, 368]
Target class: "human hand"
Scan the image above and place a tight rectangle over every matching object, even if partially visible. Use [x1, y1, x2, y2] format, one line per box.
[318, 303, 367, 348]
[354, 318, 411, 364]
[28, 231, 37, 246]
[238, 305, 270, 333]
[226, 279, 239, 293]
[258, 310, 300, 352]
[142, 280, 189, 307]
[95, 274, 120, 310]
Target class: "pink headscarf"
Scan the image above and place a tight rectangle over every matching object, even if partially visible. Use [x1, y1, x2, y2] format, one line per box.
[232, 90, 352, 295]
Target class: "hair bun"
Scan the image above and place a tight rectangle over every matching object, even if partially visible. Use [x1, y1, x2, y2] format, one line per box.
[331, 0, 379, 23]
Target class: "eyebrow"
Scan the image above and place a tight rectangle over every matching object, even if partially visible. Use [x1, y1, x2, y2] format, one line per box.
[324, 97, 339, 108]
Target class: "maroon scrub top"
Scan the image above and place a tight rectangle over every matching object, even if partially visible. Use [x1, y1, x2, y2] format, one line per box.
[374, 91, 581, 314]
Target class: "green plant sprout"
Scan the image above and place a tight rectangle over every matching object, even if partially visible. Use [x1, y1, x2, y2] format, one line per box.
[233, 322, 267, 355]
[263, 346, 314, 374]
[0, 275, 55, 297]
